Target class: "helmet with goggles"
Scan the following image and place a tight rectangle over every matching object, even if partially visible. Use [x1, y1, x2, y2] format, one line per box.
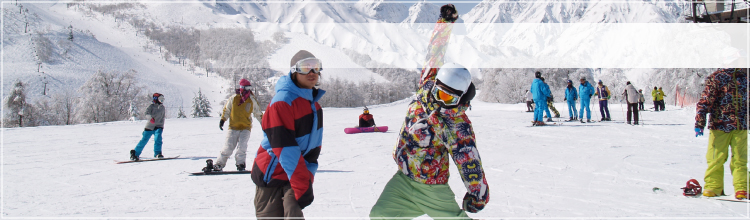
[433, 63, 471, 107]
[152, 93, 164, 103]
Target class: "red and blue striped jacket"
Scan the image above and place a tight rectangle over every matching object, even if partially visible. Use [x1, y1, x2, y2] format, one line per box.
[251, 73, 325, 209]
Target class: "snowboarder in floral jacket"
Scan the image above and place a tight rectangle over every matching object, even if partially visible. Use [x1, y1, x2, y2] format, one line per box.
[370, 5, 488, 219]
[695, 68, 748, 200]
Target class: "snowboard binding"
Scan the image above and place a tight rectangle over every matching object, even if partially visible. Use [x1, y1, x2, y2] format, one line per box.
[681, 179, 702, 197]
[202, 159, 214, 173]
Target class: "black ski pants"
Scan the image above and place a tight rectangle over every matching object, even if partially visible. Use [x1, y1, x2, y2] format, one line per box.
[627, 103, 639, 124]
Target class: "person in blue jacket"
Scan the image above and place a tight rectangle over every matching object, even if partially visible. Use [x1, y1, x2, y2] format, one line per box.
[578, 77, 595, 123]
[564, 80, 578, 121]
[530, 72, 551, 126]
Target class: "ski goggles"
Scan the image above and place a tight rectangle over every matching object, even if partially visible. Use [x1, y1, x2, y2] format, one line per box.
[290, 58, 323, 75]
[432, 81, 462, 107]
[153, 95, 165, 102]
[242, 85, 252, 91]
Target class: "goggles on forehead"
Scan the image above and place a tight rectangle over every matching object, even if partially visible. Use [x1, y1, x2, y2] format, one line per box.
[432, 83, 462, 107]
[291, 58, 323, 75]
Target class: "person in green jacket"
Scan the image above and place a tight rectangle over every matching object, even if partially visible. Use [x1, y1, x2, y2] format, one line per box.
[651, 86, 665, 111]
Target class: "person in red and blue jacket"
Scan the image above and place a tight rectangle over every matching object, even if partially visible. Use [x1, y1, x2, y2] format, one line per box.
[251, 50, 325, 218]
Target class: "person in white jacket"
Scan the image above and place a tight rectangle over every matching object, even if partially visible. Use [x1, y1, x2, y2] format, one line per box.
[212, 79, 263, 171]
[525, 90, 534, 112]
[623, 81, 640, 125]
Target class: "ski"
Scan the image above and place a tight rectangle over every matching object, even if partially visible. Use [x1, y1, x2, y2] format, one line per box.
[190, 170, 252, 176]
[116, 155, 180, 164]
[709, 197, 750, 203]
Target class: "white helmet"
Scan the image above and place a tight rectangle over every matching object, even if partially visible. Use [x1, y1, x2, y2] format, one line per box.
[436, 63, 471, 94]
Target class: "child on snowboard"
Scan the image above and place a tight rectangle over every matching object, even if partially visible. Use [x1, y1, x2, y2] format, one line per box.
[130, 93, 166, 161]
[210, 78, 263, 171]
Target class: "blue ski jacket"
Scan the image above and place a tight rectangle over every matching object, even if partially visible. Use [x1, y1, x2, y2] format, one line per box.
[530, 78, 551, 101]
[578, 82, 595, 100]
[565, 86, 578, 101]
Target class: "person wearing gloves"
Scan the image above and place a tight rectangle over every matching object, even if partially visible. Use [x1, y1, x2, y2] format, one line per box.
[130, 93, 166, 161]
[695, 68, 747, 200]
[251, 50, 325, 218]
[359, 106, 376, 127]
[594, 80, 612, 121]
[578, 77, 595, 123]
[211, 78, 264, 171]
[622, 81, 639, 125]
[369, 62, 488, 219]
[564, 80, 578, 121]
[368, 6, 487, 219]
[531, 72, 551, 126]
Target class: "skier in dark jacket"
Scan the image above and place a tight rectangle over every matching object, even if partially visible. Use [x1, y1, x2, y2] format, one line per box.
[358, 106, 376, 127]
[130, 93, 166, 161]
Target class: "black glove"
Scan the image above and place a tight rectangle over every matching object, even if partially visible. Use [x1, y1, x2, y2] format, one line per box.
[219, 119, 225, 131]
[462, 193, 483, 213]
[564, 98, 567, 101]
[440, 4, 458, 22]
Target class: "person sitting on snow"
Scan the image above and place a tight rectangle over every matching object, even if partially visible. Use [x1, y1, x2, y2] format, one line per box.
[358, 106, 376, 127]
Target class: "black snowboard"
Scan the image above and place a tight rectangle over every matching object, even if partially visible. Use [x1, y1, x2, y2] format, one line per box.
[190, 170, 252, 176]
[116, 155, 180, 164]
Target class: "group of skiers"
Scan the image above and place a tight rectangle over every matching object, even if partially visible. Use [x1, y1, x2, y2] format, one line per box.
[528, 73, 673, 126]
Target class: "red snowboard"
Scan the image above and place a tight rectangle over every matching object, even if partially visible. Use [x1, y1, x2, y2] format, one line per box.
[344, 126, 388, 134]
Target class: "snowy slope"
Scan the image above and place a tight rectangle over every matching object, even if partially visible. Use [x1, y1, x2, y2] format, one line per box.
[3, 3, 227, 115]
[3, 98, 747, 218]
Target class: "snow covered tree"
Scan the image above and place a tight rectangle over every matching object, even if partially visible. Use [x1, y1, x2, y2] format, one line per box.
[4, 80, 35, 127]
[177, 106, 187, 118]
[77, 69, 146, 123]
[129, 101, 139, 121]
[67, 25, 74, 41]
[191, 88, 211, 117]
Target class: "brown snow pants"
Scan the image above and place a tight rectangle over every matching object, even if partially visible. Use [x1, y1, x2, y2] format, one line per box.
[254, 184, 304, 219]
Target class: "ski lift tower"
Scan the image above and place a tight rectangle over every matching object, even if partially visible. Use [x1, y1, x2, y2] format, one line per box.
[686, 0, 748, 23]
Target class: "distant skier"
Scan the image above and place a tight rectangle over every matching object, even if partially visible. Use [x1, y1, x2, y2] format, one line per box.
[130, 93, 166, 161]
[358, 106, 376, 127]
[541, 78, 560, 120]
[578, 77, 595, 123]
[525, 90, 534, 112]
[594, 80, 612, 121]
[531, 72, 551, 126]
[658, 87, 667, 111]
[694, 68, 747, 200]
[638, 89, 645, 111]
[651, 86, 664, 111]
[251, 50, 325, 218]
[564, 80, 578, 121]
[211, 78, 263, 171]
[622, 81, 639, 125]
[369, 62, 488, 219]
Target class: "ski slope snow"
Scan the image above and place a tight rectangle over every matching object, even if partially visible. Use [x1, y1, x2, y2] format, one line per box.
[3, 99, 748, 218]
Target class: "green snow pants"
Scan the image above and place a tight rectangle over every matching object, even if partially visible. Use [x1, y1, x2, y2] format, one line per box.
[704, 129, 748, 194]
[369, 171, 471, 220]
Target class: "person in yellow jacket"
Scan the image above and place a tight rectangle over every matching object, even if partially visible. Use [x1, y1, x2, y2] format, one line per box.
[213, 78, 263, 171]
[651, 86, 665, 111]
